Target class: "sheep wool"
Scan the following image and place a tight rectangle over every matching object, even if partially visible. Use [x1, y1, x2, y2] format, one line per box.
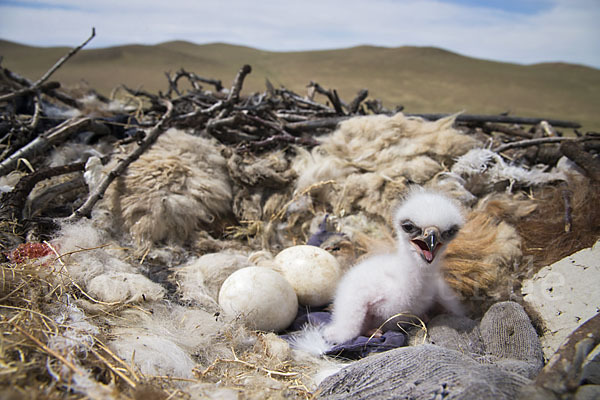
[101, 128, 233, 250]
[53, 219, 165, 303]
[293, 113, 478, 220]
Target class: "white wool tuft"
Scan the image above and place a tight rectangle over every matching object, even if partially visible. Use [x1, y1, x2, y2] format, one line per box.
[53, 219, 165, 303]
[101, 128, 233, 249]
[108, 303, 234, 380]
[451, 148, 566, 188]
[87, 272, 165, 303]
[110, 334, 196, 378]
[175, 252, 251, 309]
[288, 324, 332, 356]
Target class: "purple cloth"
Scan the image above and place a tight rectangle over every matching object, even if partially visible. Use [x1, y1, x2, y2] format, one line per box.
[306, 214, 336, 246]
[282, 306, 407, 359]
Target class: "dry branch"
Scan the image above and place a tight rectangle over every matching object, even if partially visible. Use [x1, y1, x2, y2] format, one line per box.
[531, 314, 600, 396]
[0, 117, 91, 176]
[0, 28, 95, 103]
[410, 113, 581, 128]
[1, 161, 87, 221]
[309, 81, 346, 115]
[348, 89, 369, 114]
[67, 99, 174, 220]
[493, 137, 576, 153]
[475, 122, 533, 139]
[560, 141, 600, 182]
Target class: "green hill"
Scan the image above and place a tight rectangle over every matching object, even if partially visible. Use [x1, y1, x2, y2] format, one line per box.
[1, 40, 599, 131]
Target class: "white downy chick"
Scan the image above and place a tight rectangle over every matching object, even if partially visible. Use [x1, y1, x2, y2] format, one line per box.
[322, 189, 466, 345]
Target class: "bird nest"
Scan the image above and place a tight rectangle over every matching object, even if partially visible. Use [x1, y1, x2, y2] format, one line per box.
[1, 36, 600, 399]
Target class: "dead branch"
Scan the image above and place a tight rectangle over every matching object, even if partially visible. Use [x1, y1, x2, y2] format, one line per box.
[529, 313, 599, 397]
[348, 89, 369, 114]
[472, 122, 533, 139]
[1, 67, 80, 109]
[561, 186, 573, 233]
[67, 99, 174, 220]
[285, 116, 349, 132]
[560, 141, 600, 182]
[493, 137, 575, 153]
[0, 117, 91, 176]
[0, 28, 95, 103]
[166, 68, 224, 97]
[227, 65, 252, 104]
[308, 81, 346, 115]
[0, 161, 87, 247]
[240, 133, 319, 151]
[278, 88, 335, 113]
[410, 113, 581, 128]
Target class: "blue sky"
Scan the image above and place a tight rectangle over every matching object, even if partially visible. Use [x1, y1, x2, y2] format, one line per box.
[1, 0, 599, 68]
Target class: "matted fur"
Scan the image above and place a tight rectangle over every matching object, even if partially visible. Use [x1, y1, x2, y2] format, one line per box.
[516, 177, 600, 270]
[293, 113, 479, 220]
[443, 211, 522, 297]
[101, 128, 233, 250]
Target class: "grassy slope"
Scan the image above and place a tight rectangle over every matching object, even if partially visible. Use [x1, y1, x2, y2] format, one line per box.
[1, 40, 599, 131]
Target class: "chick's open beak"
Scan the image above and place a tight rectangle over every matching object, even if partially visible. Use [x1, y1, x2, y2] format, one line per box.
[411, 227, 442, 264]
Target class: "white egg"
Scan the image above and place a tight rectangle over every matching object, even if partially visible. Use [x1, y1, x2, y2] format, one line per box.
[218, 267, 298, 332]
[274, 245, 342, 307]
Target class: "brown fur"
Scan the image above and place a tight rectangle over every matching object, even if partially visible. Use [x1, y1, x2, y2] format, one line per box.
[516, 177, 600, 271]
[443, 211, 521, 297]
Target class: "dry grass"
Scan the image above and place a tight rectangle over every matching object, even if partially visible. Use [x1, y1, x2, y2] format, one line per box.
[0, 244, 319, 399]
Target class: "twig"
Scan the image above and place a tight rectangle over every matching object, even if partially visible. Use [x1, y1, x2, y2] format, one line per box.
[1, 161, 87, 222]
[493, 137, 575, 153]
[1, 68, 79, 108]
[278, 88, 335, 112]
[308, 81, 346, 115]
[166, 68, 224, 98]
[285, 116, 349, 132]
[0, 28, 95, 102]
[240, 133, 319, 151]
[561, 186, 573, 233]
[217, 64, 252, 118]
[533, 313, 599, 396]
[348, 89, 368, 114]
[473, 122, 533, 139]
[410, 113, 581, 128]
[67, 99, 174, 220]
[560, 141, 600, 182]
[0, 117, 91, 176]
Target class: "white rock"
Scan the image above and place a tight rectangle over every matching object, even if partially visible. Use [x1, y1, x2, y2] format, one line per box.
[274, 245, 341, 306]
[218, 267, 298, 332]
[522, 240, 600, 360]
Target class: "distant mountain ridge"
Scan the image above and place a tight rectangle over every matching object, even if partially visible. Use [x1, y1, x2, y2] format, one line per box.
[1, 39, 599, 130]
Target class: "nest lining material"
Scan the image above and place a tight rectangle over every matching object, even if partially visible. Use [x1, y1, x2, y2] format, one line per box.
[2, 112, 598, 399]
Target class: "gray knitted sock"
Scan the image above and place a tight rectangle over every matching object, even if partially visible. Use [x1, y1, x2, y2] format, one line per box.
[316, 301, 544, 400]
[479, 301, 544, 379]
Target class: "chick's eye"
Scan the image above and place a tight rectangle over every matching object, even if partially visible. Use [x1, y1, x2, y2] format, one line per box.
[401, 222, 416, 233]
[442, 226, 459, 240]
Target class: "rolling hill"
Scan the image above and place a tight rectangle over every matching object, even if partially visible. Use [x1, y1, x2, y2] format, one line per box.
[1, 39, 599, 131]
